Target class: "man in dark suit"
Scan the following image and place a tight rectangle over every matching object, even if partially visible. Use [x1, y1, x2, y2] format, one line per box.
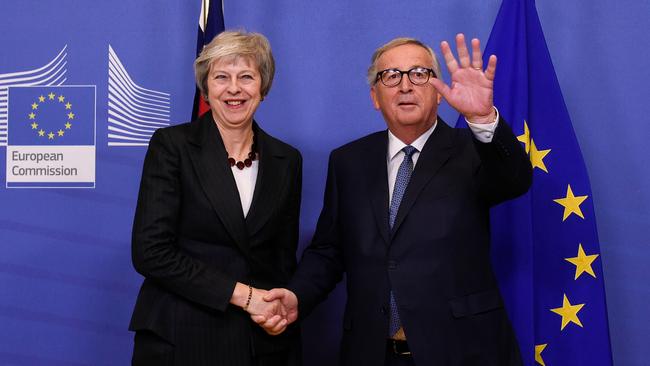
[259, 34, 532, 365]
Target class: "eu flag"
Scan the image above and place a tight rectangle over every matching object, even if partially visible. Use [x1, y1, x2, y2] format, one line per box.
[458, 0, 613, 364]
[8, 86, 95, 146]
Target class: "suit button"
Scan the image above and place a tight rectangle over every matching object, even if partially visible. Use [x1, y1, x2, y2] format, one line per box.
[381, 306, 387, 314]
[387, 260, 397, 270]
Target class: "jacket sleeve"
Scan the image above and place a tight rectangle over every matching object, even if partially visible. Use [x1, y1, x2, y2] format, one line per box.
[473, 116, 533, 206]
[279, 151, 302, 280]
[288, 150, 345, 319]
[131, 128, 236, 312]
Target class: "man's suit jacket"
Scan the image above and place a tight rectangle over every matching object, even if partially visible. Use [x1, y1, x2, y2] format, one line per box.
[129, 113, 302, 365]
[289, 118, 531, 366]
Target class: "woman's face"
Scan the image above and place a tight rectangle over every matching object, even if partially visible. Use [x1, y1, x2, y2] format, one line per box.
[206, 56, 262, 129]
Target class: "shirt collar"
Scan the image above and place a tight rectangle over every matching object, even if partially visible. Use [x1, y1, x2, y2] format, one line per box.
[387, 121, 437, 162]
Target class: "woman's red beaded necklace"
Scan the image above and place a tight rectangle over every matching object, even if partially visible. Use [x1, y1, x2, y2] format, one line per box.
[227, 133, 257, 170]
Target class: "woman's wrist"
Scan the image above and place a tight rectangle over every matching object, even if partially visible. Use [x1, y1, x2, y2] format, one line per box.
[230, 282, 251, 308]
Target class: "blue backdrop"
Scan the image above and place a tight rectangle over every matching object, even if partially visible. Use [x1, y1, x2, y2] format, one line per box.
[0, 1, 647, 365]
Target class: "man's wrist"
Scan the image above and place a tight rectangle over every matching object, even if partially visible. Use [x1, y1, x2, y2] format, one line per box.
[466, 106, 500, 143]
[466, 106, 497, 124]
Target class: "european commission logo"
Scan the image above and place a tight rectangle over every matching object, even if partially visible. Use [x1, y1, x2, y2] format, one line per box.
[1, 44, 172, 188]
[6, 86, 96, 188]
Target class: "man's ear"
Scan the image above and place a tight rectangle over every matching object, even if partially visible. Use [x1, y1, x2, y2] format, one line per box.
[370, 86, 381, 110]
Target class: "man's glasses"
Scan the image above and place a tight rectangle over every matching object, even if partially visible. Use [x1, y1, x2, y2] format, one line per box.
[375, 67, 437, 87]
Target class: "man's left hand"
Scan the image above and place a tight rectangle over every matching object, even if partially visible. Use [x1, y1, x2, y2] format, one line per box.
[431, 33, 497, 124]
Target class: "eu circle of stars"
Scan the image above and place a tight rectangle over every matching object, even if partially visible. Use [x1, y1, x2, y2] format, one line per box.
[27, 91, 75, 141]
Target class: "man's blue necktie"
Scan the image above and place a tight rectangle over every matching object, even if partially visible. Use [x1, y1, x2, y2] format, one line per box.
[388, 145, 417, 337]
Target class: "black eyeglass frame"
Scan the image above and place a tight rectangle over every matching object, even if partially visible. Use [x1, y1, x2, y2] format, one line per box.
[374, 67, 437, 87]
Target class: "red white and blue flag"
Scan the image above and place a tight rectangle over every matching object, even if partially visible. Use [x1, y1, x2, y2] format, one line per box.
[192, 0, 224, 119]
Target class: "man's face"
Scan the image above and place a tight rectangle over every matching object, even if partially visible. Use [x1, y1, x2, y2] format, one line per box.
[370, 44, 442, 135]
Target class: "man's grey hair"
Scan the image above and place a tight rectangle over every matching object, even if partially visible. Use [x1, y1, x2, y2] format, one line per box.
[367, 37, 442, 85]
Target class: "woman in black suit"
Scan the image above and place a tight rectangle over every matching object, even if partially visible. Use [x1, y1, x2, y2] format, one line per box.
[129, 30, 302, 366]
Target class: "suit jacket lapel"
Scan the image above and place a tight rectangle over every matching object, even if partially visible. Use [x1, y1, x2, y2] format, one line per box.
[367, 131, 391, 246]
[187, 113, 250, 256]
[390, 118, 454, 239]
[244, 124, 290, 238]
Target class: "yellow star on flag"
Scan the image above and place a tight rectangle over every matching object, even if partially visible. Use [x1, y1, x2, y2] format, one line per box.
[535, 344, 547, 366]
[529, 139, 551, 173]
[516, 122, 551, 173]
[48, 132, 55, 139]
[67, 112, 75, 119]
[38, 129, 45, 137]
[31, 102, 38, 110]
[517, 121, 531, 153]
[65, 102, 72, 110]
[65, 122, 72, 129]
[550, 294, 585, 330]
[48, 92, 55, 100]
[565, 243, 599, 280]
[57, 129, 65, 137]
[58, 95, 65, 102]
[31, 122, 38, 129]
[553, 184, 588, 221]
[28, 112, 36, 119]
[38, 95, 45, 102]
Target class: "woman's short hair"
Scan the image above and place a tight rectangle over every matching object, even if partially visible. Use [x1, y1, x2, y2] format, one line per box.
[366, 37, 442, 85]
[194, 30, 275, 98]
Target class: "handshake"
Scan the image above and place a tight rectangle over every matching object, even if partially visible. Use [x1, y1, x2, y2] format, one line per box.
[233, 283, 299, 335]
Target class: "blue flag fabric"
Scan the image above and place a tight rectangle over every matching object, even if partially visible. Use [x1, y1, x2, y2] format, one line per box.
[8, 86, 94, 146]
[456, 0, 613, 364]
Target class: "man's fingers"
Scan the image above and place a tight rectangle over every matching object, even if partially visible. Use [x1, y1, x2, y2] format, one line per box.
[270, 318, 288, 335]
[471, 38, 483, 70]
[440, 41, 458, 74]
[485, 55, 497, 81]
[251, 314, 266, 324]
[251, 313, 288, 336]
[263, 288, 283, 302]
[278, 301, 288, 317]
[263, 314, 283, 329]
[430, 78, 451, 100]
[455, 33, 471, 68]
